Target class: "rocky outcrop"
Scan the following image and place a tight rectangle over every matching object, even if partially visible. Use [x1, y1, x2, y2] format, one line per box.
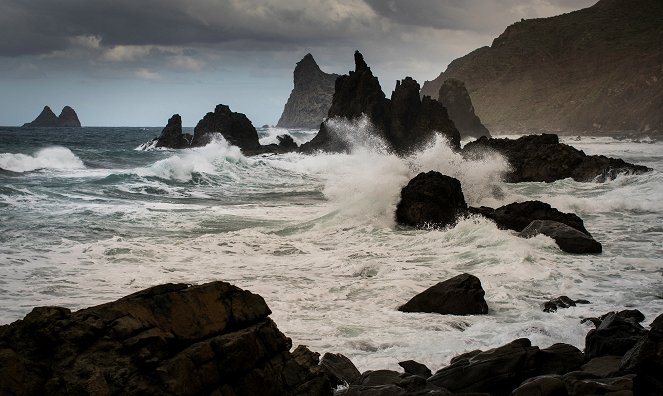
[543, 296, 591, 313]
[428, 339, 584, 395]
[143, 104, 295, 154]
[301, 51, 460, 154]
[520, 220, 603, 254]
[23, 105, 82, 127]
[0, 281, 330, 396]
[585, 310, 647, 359]
[151, 114, 192, 149]
[395, 171, 467, 228]
[463, 134, 651, 182]
[421, 0, 663, 136]
[438, 79, 490, 139]
[57, 106, 82, 127]
[623, 313, 663, 395]
[470, 200, 590, 235]
[398, 273, 488, 315]
[193, 104, 261, 151]
[277, 54, 339, 129]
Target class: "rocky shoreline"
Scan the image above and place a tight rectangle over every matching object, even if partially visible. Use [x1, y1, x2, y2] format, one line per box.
[1, 280, 660, 395]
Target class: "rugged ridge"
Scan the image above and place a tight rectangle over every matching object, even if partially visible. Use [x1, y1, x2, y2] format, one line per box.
[277, 54, 339, 129]
[301, 51, 460, 154]
[421, 0, 663, 136]
[23, 105, 82, 127]
[438, 78, 490, 139]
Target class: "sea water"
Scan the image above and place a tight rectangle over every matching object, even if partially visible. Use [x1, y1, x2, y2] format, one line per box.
[1, 124, 661, 372]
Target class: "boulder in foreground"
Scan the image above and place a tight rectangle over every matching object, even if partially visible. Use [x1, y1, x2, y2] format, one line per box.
[395, 171, 467, 228]
[520, 220, 602, 254]
[0, 281, 329, 396]
[398, 273, 488, 315]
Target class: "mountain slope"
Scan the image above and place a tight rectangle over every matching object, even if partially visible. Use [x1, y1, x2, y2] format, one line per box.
[421, 0, 663, 135]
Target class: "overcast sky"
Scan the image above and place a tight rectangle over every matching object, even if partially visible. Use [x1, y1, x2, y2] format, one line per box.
[0, 0, 596, 127]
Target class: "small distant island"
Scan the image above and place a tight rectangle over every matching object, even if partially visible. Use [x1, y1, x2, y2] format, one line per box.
[22, 105, 82, 128]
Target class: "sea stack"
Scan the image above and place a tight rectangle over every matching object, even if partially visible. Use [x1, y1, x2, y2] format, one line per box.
[277, 54, 338, 129]
[23, 105, 82, 127]
[300, 51, 460, 154]
[438, 79, 490, 139]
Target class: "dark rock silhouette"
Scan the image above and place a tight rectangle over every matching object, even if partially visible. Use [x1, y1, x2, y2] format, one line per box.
[319, 353, 361, 388]
[277, 54, 339, 129]
[193, 104, 261, 150]
[395, 171, 467, 228]
[520, 220, 602, 254]
[398, 273, 488, 315]
[428, 339, 584, 395]
[438, 79, 490, 139]
[623, 313, 663, 395]
[585, 310, 647, 359]
[301, 51, 460, 154]
[421, 0, 663, 136]
[0, 281, 330, 396]
[543, 296, 591, 313]
[23, 105, 81, 127]
[470, 200, 590, 235]
[398, 360, 432, 379]
[152, 114, 191, 149]
[57, 106, 82, 127]
[463, 134, 651, 182]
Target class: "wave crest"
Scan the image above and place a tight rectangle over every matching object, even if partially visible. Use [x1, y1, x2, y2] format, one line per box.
[0, 147, 85, 173]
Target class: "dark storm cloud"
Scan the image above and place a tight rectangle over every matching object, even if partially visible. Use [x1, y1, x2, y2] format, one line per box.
[0, 0, 380, 56]
[363, 0, 597, 31]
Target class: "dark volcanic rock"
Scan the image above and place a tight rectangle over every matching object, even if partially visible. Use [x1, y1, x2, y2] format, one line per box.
[438, 79, 490, 139]
[277, 54, 339, 129]
[584, 310, 647, 360]
[320, 352, 362, 387]
[193, 104, 261, 151]
[152, 114, 191, 149]
[463, 134, 650, 182]
[22, 106, 60, 127]
[0, 281, 330, 396]
[520, 220, 602, 254]
[301, 51, 460, 154]
[428, 339, 583, 395]
[398, 273, 488, 315]
[622, 313, 663, 395]
[543, 296, 590, 313]
[398, 360, 432, 379]
[470, 200, 589, 235]
[511, 375, 568, 396]
[57, 106, 82, 127]
[395, 171, 467, 228]
[421, 0, 663, 136]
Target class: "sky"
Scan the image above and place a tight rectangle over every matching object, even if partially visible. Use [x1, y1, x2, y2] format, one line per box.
[0, 0, 597, 127]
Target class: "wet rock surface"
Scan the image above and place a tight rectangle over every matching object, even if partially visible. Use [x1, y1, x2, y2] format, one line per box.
[543, 296, 591, 313]
[398, 273, 488, 315]
[463, 134, 651, 182]
[520, 220, 603, 254]
[395, 171, 467, 228]
[0, 281, 329, 396]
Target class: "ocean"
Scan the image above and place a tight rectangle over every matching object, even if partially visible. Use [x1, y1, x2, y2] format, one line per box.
[1, 125, 662, 372]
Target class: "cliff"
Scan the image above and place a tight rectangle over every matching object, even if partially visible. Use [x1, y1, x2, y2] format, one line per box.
[421, 0, 663, 135]
[438, 79, 490, 139]
[277, 54, 338, 129]
[23, 105, 82, 127]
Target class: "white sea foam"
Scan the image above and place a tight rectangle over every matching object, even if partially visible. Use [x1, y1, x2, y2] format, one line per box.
[0, 147, 85, 172]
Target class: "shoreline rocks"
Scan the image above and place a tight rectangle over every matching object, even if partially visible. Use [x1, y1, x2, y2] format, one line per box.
[0, 281, 329, 396]
[520, 220, 603, 254]
[398, 273, 488, 315]
[463, 134, 651, 182]
[1, 281, 661, 395]
[22, 105, 82, 128]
